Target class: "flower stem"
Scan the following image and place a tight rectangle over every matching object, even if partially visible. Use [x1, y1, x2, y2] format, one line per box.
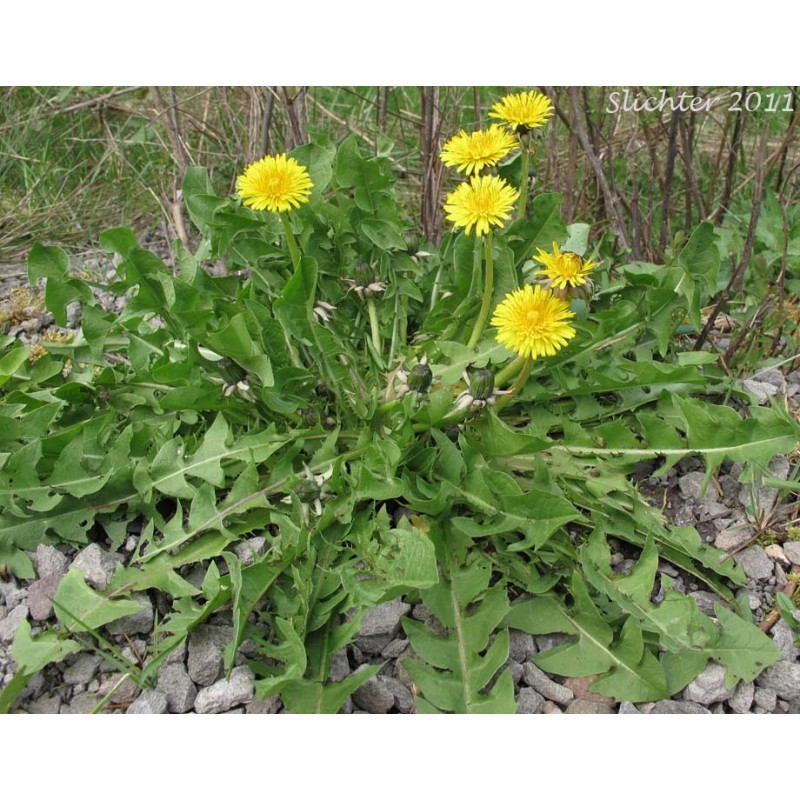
[496, 358, 532, 410]
[516, 144, 530, 220]
[367, 297, 384, 368]
[281, 213, 301, 271]
[495, 356, 525, 386]
[466, 232, 494, 351]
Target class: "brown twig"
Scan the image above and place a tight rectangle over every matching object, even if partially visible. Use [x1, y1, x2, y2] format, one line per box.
[377, 87, 389, 132]
[420, 86, 443, 245]
[775, 88, 799, 192]
[659, 93, 681, 253]
[278, 87, 309, 151]
[713, 87, 746, 225]
[259, 87, 275, 156]
[759, 566, 800, 633]
[568, 87, 631, 252]
[731, 129, 768, 294]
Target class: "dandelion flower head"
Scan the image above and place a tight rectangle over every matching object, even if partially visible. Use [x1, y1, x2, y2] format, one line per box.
[489, 90, 554, 132]
[534, 242, 599, 290]
[444, 175, 519, 237]
[236, 153, 313, 213]
[491, 284, 576, 359]
[440, 124, 518, 176]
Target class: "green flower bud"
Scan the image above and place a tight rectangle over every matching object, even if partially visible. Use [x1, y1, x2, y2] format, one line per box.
[354, 262, 375, 287]
[469, 368, 495, 401]
[299, 407, 318, 427]
[295, 479, 321, 504]
[407, 362, 433, 393]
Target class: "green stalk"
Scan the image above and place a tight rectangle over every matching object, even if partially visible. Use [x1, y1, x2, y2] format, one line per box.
[495, 356, 525, 386]
[367, 297, 384, 368]
[466, 231, 494, 350]
[281, 213, 301, 271]
[496, 358, 532, 410]
[516, 144, 530, 220]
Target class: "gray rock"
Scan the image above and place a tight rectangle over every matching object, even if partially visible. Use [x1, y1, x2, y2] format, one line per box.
[649, 700, 711, 714]
[697, 500, 730, 521]
[195, 666, 255, 714]
[565, 699, 614, 714]
[740, 455, 791, 513]
[63, 653, 103, 685]
[734, 546, 774, 581]
[381, 638, 410, 660]
[754, 687, 777, 712]
[410, 605, 447, 636]
[106, 593, 154, 636]
[522, 662, 574, 705]
[26, 694, 62, 714]
[164, 639, 188, 666]
[70, 544, 123, 590]
[679, 471, 718, 502]
[764, 544, 789, 564]
[64, 692, 103, 714]
[718, 475, 741, 501]
[618, 701, 641, 714]
[0, 581, 28, 610]
[757, 661, 800, 701]
[508, 661, 524, 685]
[714, 527, 753, 552]
[772, 619, 800, 661]
[534, 633, 572, 653]
[688, 591, 718, 616]
[672, 504, 697, 527]
[157, 663, 197, 714]
[231, 537, 267, 565]
[360, 599, 411, 637]
[352, 673, 395, 714]
[187, 625, 232, 686]
[127, 689, 169, 714]
[683, 663, 734, 705]
[542, 701, 563, 714]
[329, 649, 351, 682]
[782, 541, 800, 565]
[740, 379, 780, 404]
[0, 604, 28, 644]
[508, 630, 537, 663]
[356, 632, 396, 655]
[27, 574, 62, 621]
[382, 675, 415, 714]
[246, 697, 281, 714]
[728, 681, 755, 714]
[516, 687, 545, 714]
[97, 674, 141, 706]
[756, 368, 786, 389]
[32, 544, 69, 579]
[66, 301, 82, 328]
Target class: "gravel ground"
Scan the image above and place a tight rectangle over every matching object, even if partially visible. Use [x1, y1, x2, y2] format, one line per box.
[2, 248, 799, 714]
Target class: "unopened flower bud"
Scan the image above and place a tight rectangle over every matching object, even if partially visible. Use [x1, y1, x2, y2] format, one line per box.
[469, 368, 495, 401]
[294, 479, 321, 504]
[354, 262, 375, 287]
[407, 362, 433, 393]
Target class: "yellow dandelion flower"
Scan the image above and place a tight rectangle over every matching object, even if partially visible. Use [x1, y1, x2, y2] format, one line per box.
[534, 242, 599, 290]
[440, 124, 518, 176]
[444, 175, 520, 237]
[491, 284, 576, 359]
[236, 153, 313, 213]
[489, 90, 554, 132]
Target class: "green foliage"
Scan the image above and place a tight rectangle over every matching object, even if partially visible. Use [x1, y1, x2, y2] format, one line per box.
[3, 114, 797, 715]
[402, 557, 516, 713]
